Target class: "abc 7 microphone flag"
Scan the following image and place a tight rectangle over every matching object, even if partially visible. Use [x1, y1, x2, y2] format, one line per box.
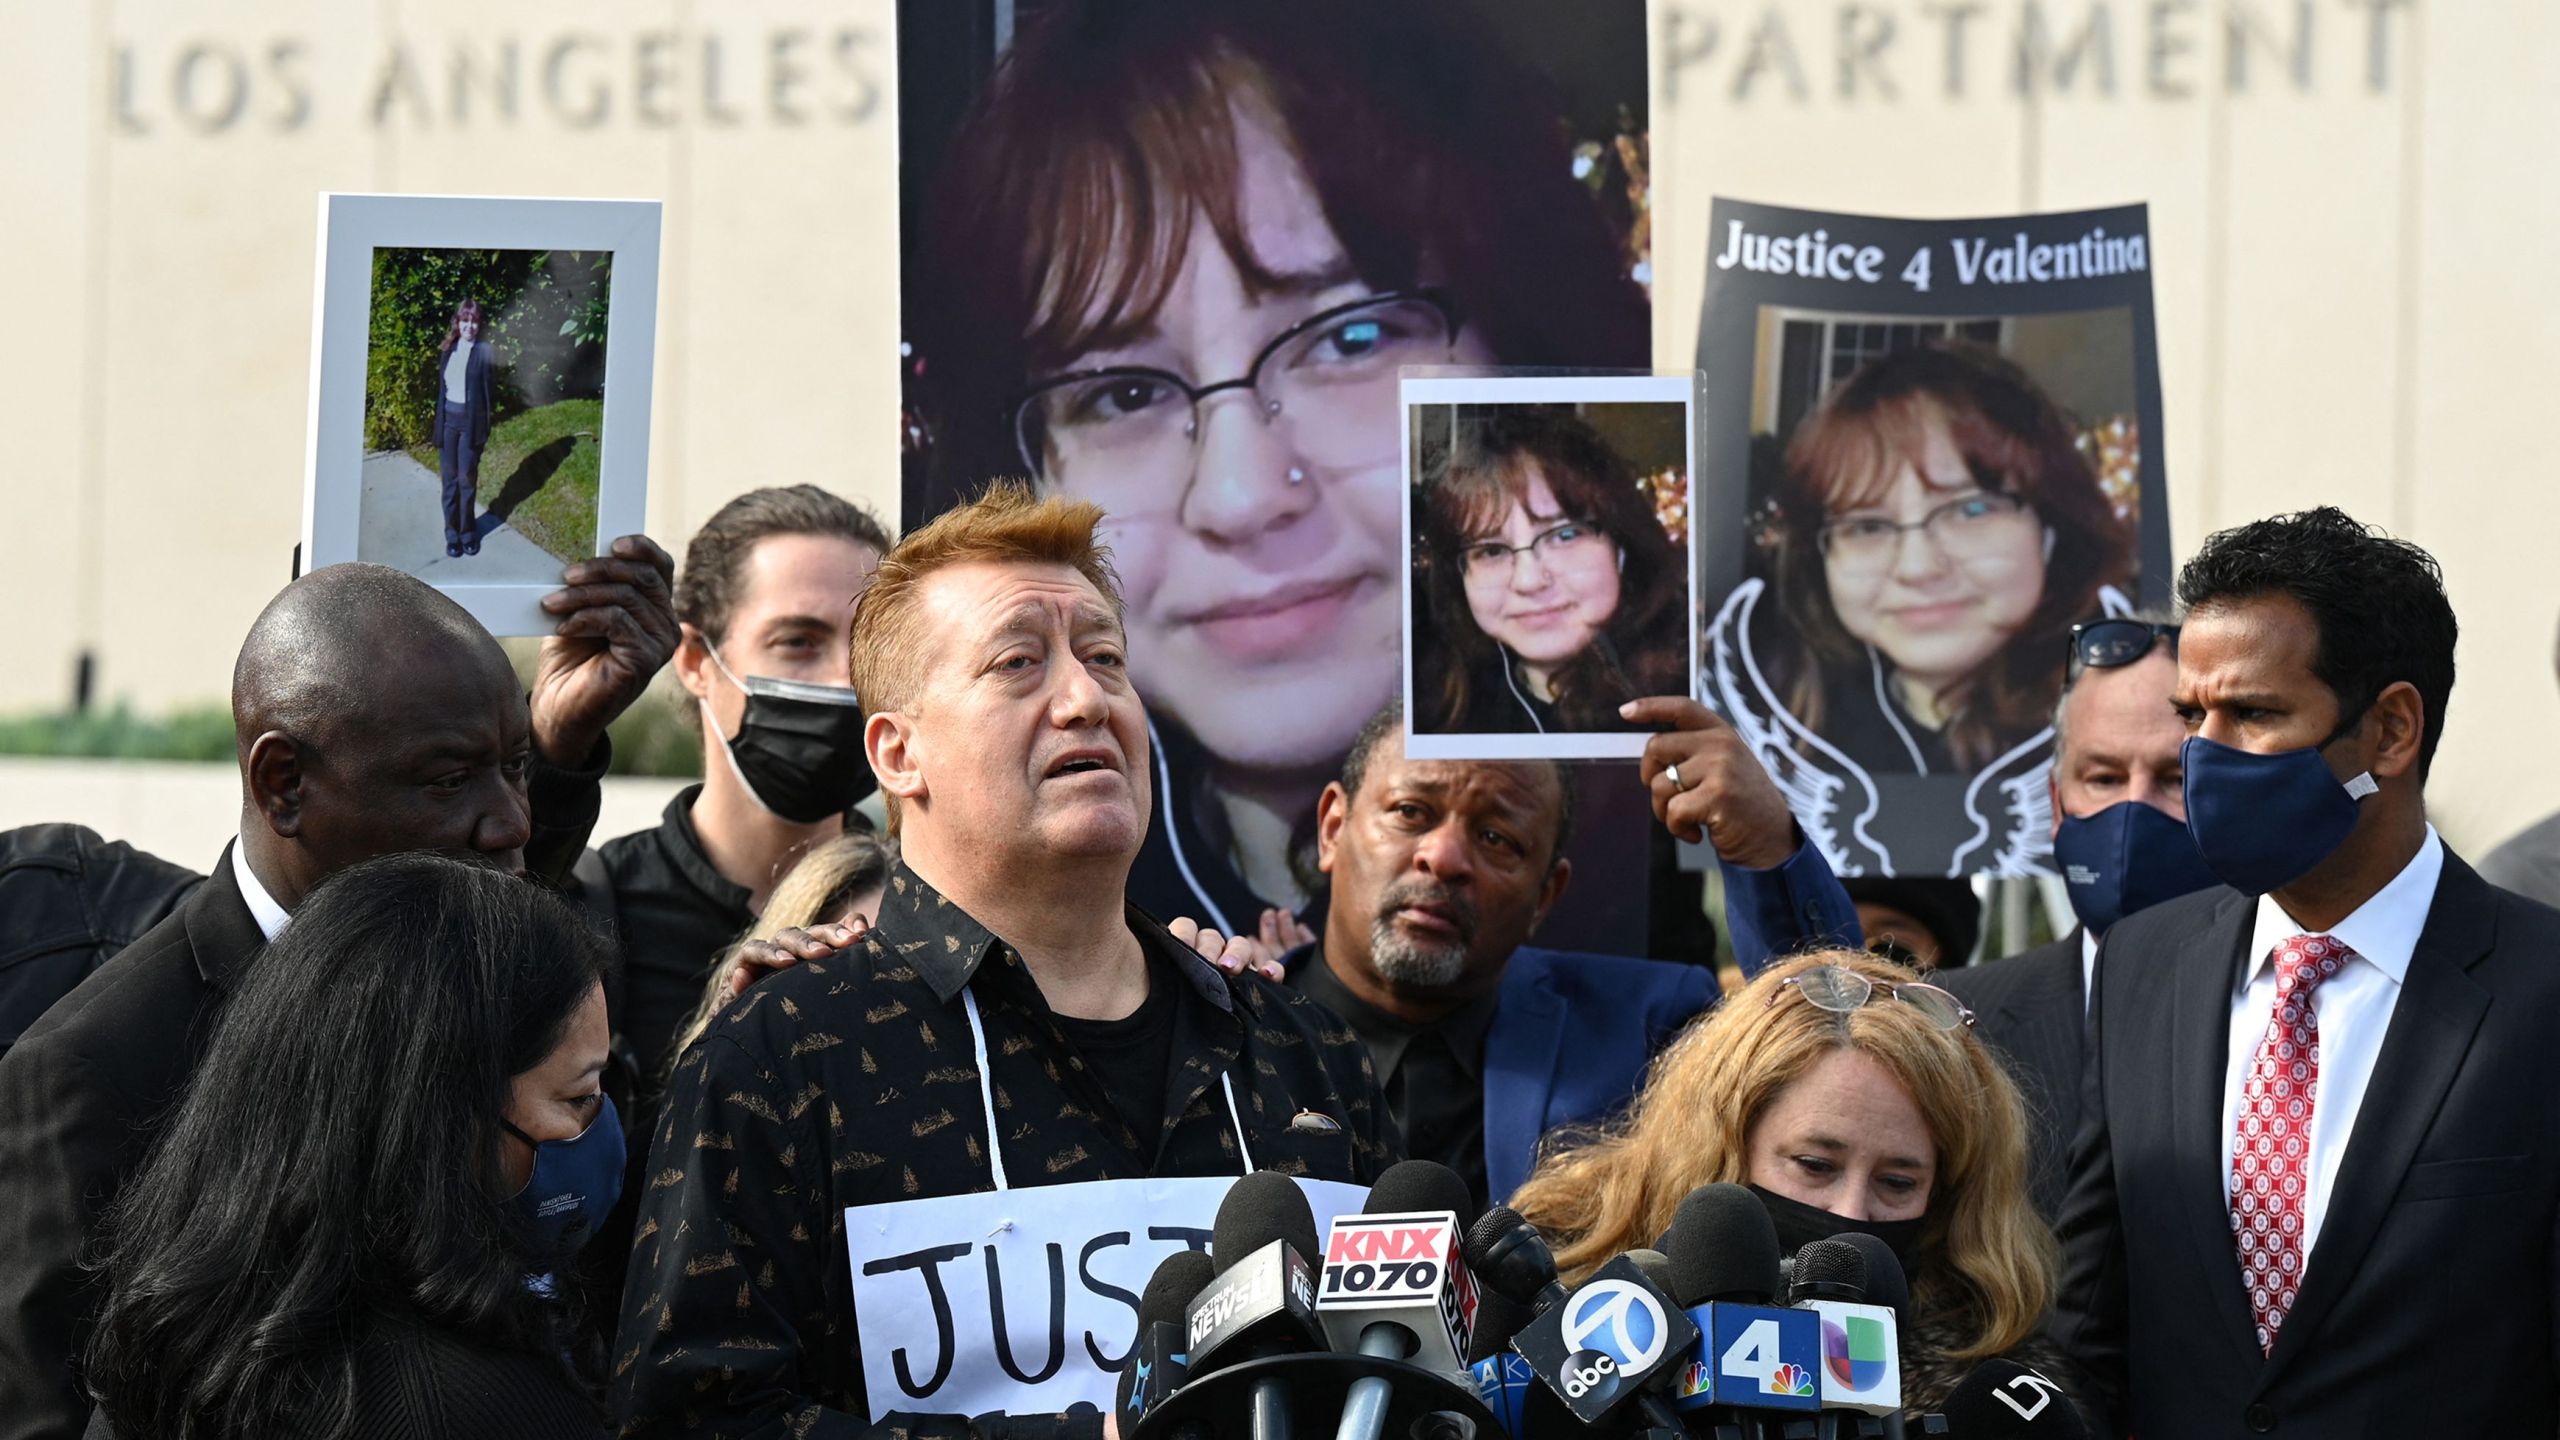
[1510, 1254, 1699, 1426]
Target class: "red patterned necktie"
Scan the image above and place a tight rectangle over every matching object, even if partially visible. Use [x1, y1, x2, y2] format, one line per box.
[2230, 932, 2352, 1353]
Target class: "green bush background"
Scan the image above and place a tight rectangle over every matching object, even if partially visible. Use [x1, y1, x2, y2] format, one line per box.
[0, 687, 705, 780]
[362, 248, 612, 453]
[406, 398, 602, 568]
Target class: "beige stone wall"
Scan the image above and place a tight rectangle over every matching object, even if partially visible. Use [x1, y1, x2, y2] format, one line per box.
[5, 0, 2556, 854]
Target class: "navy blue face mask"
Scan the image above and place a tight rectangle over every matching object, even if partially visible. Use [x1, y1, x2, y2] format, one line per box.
[2180, 732, 2379, 896]
[2053, 800, 2224, 934]
[504, 1094, 626, 1264]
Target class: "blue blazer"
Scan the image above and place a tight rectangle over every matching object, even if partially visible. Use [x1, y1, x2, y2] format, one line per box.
[1293, 844, 1860, 1204]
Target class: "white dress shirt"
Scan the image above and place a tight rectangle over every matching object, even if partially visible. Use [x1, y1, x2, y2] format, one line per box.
[444, 342, 471, 404]
[2080, 927, 2100, 1021]
[231, 838, 291, 943]
[2218, 825, 2444, 1266]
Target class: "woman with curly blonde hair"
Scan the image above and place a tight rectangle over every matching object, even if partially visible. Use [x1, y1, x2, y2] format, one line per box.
[1509, 949, 2071, 1418]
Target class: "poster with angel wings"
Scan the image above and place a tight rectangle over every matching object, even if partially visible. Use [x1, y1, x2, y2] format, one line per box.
[1693, 200, 2172, 878]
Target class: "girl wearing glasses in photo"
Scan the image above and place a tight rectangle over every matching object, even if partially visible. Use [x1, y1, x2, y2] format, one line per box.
[1510, 950, 2082, 1423]
[910, 0, 1649, 931]
[1706, 341, 2133, 875]
[1414, 407, 1687, 735]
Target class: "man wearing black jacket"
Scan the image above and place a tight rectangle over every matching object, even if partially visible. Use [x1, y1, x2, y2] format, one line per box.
[614, 486, 1388, 1440]
[1938, 614, 2210, 1220]
[2058, 510, 2560, 1437]
[0, 542, 677, 1440]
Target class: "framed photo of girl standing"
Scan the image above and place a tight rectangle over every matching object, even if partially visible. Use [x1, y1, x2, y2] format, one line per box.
[300, 193, 661, 635]
[1401, 373, 1700, 762]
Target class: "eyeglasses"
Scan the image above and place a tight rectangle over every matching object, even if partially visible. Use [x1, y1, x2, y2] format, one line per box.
[1010, 290, 1461, 516]
[1815, 490, 2034, 577]
[1765, 964, 1975, 1032]
[2069, 618, 2179, 676]
[1458, 520, 1607, 586]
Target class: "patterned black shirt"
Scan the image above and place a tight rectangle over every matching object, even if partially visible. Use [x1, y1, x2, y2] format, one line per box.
[611, 862, 1393, 1439]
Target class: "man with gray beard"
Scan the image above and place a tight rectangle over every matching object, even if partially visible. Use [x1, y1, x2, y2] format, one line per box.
[1284, 699, 1859, 1212]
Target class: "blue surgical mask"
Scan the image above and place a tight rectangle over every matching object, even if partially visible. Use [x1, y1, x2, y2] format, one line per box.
[504, 1094, 626, 1264]
[2180, 734, 2378, 896]
[2053, 800, 2224, 934]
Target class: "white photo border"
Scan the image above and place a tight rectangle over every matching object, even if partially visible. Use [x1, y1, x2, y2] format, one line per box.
[1399, 372, 1701, 762]
[301, 193, 662, 636]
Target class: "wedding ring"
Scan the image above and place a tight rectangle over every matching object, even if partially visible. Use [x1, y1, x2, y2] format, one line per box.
[1665, 762, 1687, 792]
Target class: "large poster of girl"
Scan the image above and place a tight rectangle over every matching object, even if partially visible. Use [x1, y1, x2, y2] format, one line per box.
[898, 0, 1654, 934]
[1695, 201, 2173, 878]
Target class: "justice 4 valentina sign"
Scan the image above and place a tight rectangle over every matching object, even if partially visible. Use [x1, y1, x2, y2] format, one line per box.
[843, 1176, 1364, 1424]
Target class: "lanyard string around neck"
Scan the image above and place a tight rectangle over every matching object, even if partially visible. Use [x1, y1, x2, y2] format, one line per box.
[959, 986, 1256, 1193]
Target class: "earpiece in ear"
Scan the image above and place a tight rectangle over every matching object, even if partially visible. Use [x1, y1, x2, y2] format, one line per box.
[2042, 525, 2057, 562]
[1616, 546, 1627, 573]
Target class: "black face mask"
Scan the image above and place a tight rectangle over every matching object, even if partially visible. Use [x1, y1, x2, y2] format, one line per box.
[1748, 1183, 1926, 1276]
[705, 647, 875, 825]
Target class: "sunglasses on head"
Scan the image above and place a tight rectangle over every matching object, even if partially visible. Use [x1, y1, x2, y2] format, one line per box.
[1765, 964, 1974, 1032]
[2069, 618, 2179, 676]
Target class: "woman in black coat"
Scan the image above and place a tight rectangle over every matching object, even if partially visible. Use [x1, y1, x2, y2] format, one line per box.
[432, 298, 497, 557]
[82, 854, 620, 1439]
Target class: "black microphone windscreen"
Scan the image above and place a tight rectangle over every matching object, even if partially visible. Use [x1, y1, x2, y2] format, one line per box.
[1361, 1158, 1475, 1220]
[1659, 1182, 1783, 1306]
[1212, 1169, 1319, 1272]
[1463, 1205, 1524, 1270]
[1466, 1287, 1532, 1363]
[1787, 1238, 1869, 1303]
[1623, 1247, 1676, 1294]
[1938, 1358, 2090, 1438]
[1463, 1205, 1560, 1308]
[1138, 1248, 1218, 1329]
[1829, 1232, 1910, 1312]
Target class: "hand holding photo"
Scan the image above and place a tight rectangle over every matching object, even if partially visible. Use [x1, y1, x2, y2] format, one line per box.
[302, 194, 660, 635]
[1403, 374, 1698, 761]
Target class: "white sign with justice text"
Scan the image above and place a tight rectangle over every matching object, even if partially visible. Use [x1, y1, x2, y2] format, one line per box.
[844, 1175, 1365, 1423]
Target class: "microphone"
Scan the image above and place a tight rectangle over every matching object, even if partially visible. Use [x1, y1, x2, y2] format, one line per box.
[1789, 1239, 1903, 1428]
[1318, 1160, 1480, 1440]
[1508, 1249, 1699, 1431]
[1458, 1207, 1582, 1439]
[1186, 1170, 1327, 1440]
[1117, 1248, 1214, 1432]
[1658, 1183, 1823, 1427]
[1937, 1359, 2088, 1438]
[1829, 1234, 1915, 1440]
[1462, 1205, 1569, 1316]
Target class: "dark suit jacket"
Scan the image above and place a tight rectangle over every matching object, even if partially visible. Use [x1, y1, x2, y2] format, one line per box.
[0, 854, 264, 1440]
[1937, 931, 2085, 1223]
[0, 826, 203, 1063]
[1483, 946, 1716, 1203]
[2055, 853, 2560, 1439]
[431, 341, 496, 452]
[0, 754, 605, 1440]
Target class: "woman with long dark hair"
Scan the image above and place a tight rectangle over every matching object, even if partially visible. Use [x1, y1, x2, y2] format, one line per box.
[1415, 406, 1687, 734]
[83, 854, 615, 1439]
[912, 0, 1649, 928]
[433, 298, 497, 558]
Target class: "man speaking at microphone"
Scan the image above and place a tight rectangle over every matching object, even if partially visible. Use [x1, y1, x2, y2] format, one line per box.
[612, 486, 1390, 1440]
[2057, 509, 2560, 1438]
